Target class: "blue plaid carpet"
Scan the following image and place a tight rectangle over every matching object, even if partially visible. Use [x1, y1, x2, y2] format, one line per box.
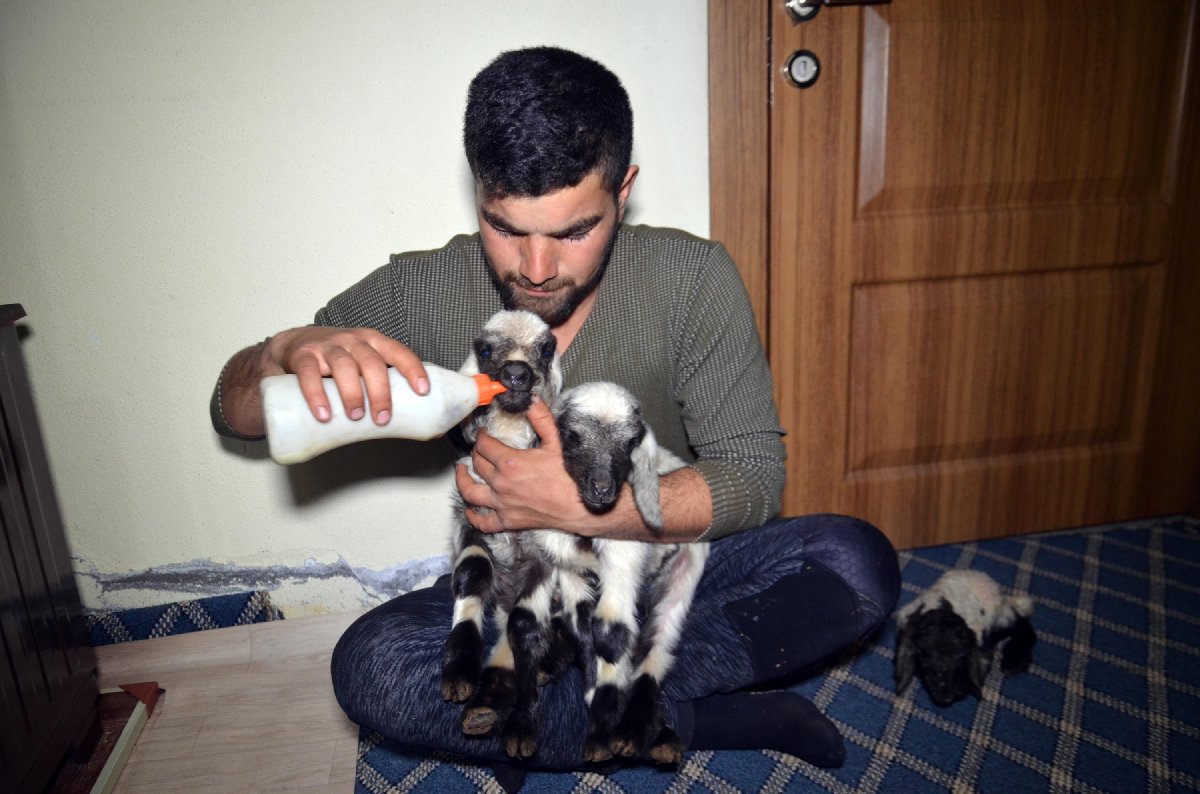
[355, 516, 1200, 793]
[86, 589, 283, 645]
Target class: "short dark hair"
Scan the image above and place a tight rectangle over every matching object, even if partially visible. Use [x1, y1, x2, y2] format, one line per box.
[464, 47, 633, 199]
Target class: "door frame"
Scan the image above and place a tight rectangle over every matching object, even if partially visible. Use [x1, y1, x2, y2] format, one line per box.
[708, 2, 771, 347]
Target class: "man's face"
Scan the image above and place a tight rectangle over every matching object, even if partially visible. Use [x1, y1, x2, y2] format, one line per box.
[477, 167, 636, 327]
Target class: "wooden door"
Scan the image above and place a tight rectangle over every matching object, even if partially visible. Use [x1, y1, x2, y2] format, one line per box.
[710, 1, 1200, 548]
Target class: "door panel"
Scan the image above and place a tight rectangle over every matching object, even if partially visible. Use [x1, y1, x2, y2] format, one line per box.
[857, 3, 1187, 215]
[847, 265, 1162, 473]
[710, 0, 1200, 548]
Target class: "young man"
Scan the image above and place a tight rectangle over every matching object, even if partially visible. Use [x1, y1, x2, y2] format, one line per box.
[212, 47, 899, 772]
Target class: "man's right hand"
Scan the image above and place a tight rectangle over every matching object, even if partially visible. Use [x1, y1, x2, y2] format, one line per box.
[264, 327, 428, 425]
[215, 326, 427, 439]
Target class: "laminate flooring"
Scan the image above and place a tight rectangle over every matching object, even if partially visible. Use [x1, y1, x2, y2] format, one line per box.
[95, 611, 363, 794]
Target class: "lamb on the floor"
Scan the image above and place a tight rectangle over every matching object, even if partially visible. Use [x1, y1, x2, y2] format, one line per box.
[893, 569, 1035, 706]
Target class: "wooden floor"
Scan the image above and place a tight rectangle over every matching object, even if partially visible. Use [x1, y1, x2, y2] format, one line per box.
[95, 612, 362, 794]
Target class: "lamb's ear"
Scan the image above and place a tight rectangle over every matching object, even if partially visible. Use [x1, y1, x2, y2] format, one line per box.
[630, 424, 664, 531]
[545, 355, 564, 404]
[968, 646, 989, 699]
[999, 615, 1036, 674]
[894, 623, 916, 693]
[1009, 594, 1034, 619]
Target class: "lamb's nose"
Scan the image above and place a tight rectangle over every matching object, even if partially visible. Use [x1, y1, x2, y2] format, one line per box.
[499, 361, 534, 391]
[589, 478, 615, 499]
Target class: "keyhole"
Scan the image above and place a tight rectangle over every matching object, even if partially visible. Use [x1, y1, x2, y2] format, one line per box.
[784, 50, 821, 89]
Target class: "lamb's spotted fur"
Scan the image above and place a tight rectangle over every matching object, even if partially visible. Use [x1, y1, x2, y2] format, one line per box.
[440, 312, 708, 765]
[894, 569, 1035, 707]
[440, 309, 563, 759]
[549, 382, 708, 765]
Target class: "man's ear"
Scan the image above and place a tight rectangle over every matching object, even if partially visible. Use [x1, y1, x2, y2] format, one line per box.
[616, 165, 639, 221]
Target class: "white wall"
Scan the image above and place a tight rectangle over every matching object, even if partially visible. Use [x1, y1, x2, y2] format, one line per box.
[0, 1, 710, 616]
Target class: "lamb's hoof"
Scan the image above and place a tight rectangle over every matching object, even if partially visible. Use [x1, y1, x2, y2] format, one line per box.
[461, 705, 499, 736]
[583, 740, 614, 764]
[648, 727, 684, 766]
[441, 625, 484, 702]
[441, 676, 476, 703]
[536, 669, 553, 687]
[501, 719, 540, 762]
[608, 734, 639, 758]
[503, 736, 538, 759]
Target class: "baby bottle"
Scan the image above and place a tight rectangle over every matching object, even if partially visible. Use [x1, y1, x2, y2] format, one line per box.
[261, 364, 505, 464]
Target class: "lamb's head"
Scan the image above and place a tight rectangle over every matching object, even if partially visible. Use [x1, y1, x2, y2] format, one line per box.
[894, 602, 988, 707]
[461, 310, 562, 415]
[553, 382, 666, 531]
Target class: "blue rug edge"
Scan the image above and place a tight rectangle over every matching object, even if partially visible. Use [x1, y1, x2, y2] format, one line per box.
[85, 589, 284, 646]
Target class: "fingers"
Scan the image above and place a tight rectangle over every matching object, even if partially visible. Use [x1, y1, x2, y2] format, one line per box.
[455, 461, 483, 501]
[461, 429, 582, 534]
[326, 343, 377, 421]
[526, 399, 560, 451]
[267, 327, 425, 424]
[285, 346, 333, 422]
[391, 348, 430, 396]
[456, 462, 503, 533]
[366, 337, 428, 419]
[470, 429, 504, 471]
[471, 414, 555, 474]
[464, 507, 504, 533]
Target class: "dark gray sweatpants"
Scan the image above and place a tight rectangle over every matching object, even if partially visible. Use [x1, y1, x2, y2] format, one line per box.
[330, 513, 899, 768]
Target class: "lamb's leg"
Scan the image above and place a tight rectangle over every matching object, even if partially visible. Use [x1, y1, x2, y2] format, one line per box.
[499, 574, 555, 759]
[583, 543, 647, 763]
[610, 544, 708, 765]
[460, 607, 514, 736]
[441, 533, 495, 703]
[540, 568, 594, 686]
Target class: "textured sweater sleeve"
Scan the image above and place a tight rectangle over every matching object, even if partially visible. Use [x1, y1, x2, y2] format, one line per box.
[673, 244, 786, 540]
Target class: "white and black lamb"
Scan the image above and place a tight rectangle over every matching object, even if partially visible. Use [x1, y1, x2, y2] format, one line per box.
[548, 381, 709, 765]
[440, 309, 564, 758]
[439, 312, 707, 765]
[894, 569, 1035, 707]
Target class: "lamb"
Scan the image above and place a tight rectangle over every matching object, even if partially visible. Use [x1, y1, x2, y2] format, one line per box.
[439, 309, 564, 757]
[894, 569, 1036, 707]
[547, 381, 709, 765]
[439, 311, 706, 765]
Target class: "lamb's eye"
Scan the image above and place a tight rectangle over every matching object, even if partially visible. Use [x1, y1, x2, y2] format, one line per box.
[625, 436, 639, 455]
[478, 344, 493, 361]
[540, 341, 555, 360]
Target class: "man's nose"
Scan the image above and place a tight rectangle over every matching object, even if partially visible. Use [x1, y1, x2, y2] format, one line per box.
[521, 237, 557, 285]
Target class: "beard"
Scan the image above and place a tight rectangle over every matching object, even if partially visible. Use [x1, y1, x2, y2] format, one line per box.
[485, 224, 618, 327]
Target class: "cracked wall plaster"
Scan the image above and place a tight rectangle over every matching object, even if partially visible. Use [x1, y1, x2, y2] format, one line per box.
[75, 553, 451, 616]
